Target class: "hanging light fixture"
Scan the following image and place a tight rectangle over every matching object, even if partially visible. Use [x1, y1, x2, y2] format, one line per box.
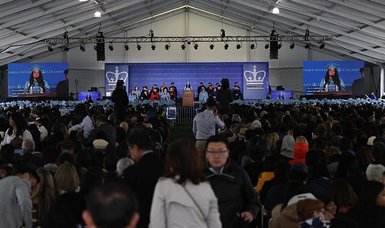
[94, 10, 101, 18]
[272, 7, 280, 14]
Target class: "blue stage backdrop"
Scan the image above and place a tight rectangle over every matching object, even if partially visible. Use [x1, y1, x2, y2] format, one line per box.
[303, 61, 364, 95]
[105, 62, 269, 99]
[8, 63, 68, 97]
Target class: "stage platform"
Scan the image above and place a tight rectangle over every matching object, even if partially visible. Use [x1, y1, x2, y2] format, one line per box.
[301, 91, 353, 100]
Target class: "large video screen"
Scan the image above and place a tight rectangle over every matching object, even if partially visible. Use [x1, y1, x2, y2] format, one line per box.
[303, 61, 364, 95]
[8, 63, 68, 97]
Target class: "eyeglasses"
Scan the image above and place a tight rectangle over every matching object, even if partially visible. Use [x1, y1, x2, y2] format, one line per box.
[206, 150, 228, 155]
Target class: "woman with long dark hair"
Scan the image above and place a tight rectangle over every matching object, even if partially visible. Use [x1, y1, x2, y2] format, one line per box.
[0, 112, 34, 147]
[150, 138, 221, 228]
[24, 67, 50, 94]
[321, 66, 344, 92]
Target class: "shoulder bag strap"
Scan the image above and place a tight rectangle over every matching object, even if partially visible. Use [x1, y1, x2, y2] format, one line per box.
[181, 184, 207, 223]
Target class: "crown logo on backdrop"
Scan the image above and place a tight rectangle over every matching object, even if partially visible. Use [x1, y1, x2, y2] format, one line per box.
[244, 65, 266, 85]
[106, 66, 128, 84]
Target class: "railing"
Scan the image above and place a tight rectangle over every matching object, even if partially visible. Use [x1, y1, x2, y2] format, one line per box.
[175, 106, 196, 125]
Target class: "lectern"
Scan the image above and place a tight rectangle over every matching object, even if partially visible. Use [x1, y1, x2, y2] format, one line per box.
[182, 90, 194, 107]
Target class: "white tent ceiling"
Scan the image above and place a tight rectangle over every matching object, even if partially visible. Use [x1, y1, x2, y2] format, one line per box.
[0, 0, 385, 66]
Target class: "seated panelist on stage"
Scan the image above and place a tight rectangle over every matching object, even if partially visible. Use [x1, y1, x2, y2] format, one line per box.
[24, 66, 50, 94]
[184, 81, 193, 91]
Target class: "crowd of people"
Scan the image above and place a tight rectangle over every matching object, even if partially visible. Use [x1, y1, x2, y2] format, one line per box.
[2, 83, 385, 227]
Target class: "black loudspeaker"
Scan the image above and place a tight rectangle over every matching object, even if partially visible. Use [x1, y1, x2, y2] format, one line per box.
[96, 32, 105, 61]
[270, 30, 278, 59]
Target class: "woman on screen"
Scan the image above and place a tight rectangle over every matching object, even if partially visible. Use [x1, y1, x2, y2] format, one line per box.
[24, 67, 50, 94]
[320, 65, 345, 92]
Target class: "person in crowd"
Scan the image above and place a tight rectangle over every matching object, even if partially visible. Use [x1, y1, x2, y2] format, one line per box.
[56, 69, 69, 98]
[297, 199, 328, 228]
[349, 181, 385, 228]
[193, 98, 225, 154]
[290, 136, 309, 165]
[0, 162, 39, 228]
[68, 103, 94, 138]
[31, 168, 56, 227]
[184, 81, 193, 91]
[365, 163, 385, 183]
[111, 79, 128, 119]
[1, 112, 34, 147]
[116, 157, 134, 177]
[199, 86, 209, 105]
[216, 78, 233, 114]
[123, 127, 163, 228]
[55, 162, 80, 194]
[82, 183, 139, 228]
[203, 135, 261, 228]
[24, 66, 50, 94]
[77, 114, 116, 153]
[150, 138, 221, 228]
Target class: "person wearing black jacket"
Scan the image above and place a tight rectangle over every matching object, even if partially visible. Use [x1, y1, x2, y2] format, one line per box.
[111, 80, 128, 120]
[216, 78, 233, 114]
[203, 135, 261, 228]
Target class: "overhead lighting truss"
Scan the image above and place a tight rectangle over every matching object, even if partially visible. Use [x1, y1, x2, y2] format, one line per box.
[43, 35, 332, 46]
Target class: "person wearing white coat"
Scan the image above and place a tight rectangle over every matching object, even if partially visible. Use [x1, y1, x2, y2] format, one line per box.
[149, 139, 221, 228]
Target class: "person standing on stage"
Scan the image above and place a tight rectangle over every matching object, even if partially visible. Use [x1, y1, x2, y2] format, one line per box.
[197, 82, 206, 98]
[184, 82, 193, 91]
[111, 80, 128, 119]
[199, 86, 209, 105]
[193, 98, 225, 154]
[232, 84, 243, 100]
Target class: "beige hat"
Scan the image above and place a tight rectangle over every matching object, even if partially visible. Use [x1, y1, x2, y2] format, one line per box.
[250, 119, 262, 129]
[93, 139, 109, 150]
[367, 136, 377, 146]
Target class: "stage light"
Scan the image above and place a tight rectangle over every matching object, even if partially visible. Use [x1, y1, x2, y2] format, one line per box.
[108, 43, 113, 51]
[272, 7, 280, 14]
[209, 43, 214, 50]
[290, 42, 295, 49]
[194, 43, 198, 50]
[79, 0, 88, 2]
[224, 43, 229, 50]
[220, 29, 226, 38]
[124, 43, 129, 51]
[151, 44, 156, 50]
[181, 44, 186, 50]
[80, 43, 85, 52]
[236, 44, 242, 49]
[63, 45, 69, 52]
[165, 43, 170, 50]
[94, 10, 101, 18]
[250, 43, 256, 49]
[47, 44, 53, 52]
[319, 42, 325, 49]
[305, 42, 311, 49]
[265, 43, 269, 49]
[137, 44, 141, 50]
[278, 43, 282, 49]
